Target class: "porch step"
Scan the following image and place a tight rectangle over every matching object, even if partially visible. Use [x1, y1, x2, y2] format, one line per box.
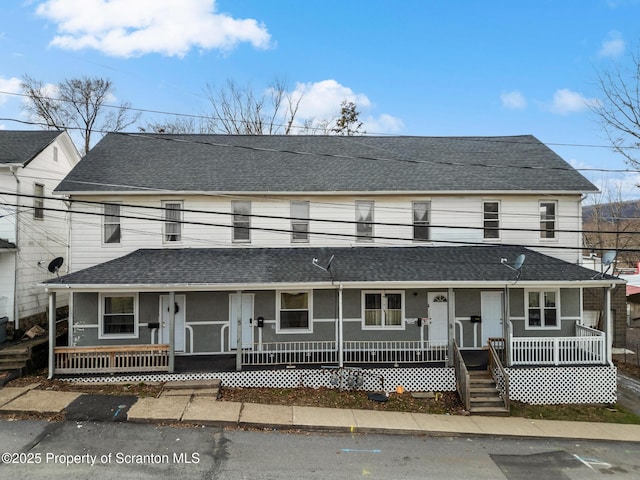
[466, 368, 509, 416]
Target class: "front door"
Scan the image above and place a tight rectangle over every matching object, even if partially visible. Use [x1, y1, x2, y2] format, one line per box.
[481, 291, 504, 345]
[428, 292, 448, 344]
[230, 293, 253, 349]
[160, 295, 186, 352]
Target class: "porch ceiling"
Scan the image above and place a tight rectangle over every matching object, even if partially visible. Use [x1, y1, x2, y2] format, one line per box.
[43, 245, 620, 290]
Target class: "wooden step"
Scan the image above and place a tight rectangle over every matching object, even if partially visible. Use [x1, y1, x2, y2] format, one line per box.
[470, 396, 505, 407]
[469, 406, 510, 417]
[0, 352, 30, 362]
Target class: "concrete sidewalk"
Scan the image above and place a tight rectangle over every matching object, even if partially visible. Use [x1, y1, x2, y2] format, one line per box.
[2, 384, 640, 443]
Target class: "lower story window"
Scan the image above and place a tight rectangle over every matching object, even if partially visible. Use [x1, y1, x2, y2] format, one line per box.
[526, 290, 558, 329]
[363, 291, 403, 328]
[100, 294, 138, 338]
[278, 291, 311, 332]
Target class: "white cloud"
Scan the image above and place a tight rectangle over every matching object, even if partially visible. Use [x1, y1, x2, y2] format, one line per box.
[598, 30, 625, 58]
[35, 0, 271, 58]
[0, 75, 21, 106]
[288, 79, 403, 134]
[500, 90, 527, 110]
[548, 88, 599, 115]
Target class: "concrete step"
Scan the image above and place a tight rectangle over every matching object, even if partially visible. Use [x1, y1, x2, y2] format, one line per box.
[469, 406, 510, 417]
[163, 379, 222, 390]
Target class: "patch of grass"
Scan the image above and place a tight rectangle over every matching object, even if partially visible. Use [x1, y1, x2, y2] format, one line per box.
[510, 401, 640, 424]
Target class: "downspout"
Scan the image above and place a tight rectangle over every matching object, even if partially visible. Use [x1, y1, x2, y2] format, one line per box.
[9, 166, 20, 329]
[47, 290, 56, 379]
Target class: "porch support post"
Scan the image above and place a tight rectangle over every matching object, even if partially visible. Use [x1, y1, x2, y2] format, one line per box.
[338, 283, 343, 368]
[447, 287, 454, 367]
[606, 284, 614, 365]
[168, 291, 175, 373]
[47, 290, 56, 379]
[236, 290, 243, 372]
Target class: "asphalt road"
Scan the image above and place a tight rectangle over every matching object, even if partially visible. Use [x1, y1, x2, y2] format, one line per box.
[1, 420, 639, 480]
[617, 372, 640, 416]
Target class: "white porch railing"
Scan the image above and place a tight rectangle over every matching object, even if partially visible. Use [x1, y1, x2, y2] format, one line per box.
[242, 340, 448, 366]
[509, 325, 605, 366]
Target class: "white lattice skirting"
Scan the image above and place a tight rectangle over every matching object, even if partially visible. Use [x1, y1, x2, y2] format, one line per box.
[506, 365, 617, 405]
[61, 367, 456, 393]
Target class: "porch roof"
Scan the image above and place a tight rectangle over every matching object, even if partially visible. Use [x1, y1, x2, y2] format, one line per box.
[44, 246, 619, 289]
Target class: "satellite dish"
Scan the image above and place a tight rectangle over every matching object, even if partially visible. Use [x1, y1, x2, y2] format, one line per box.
[47, 257, 64, 276]
[513, 254, 526, 271]
[602, 250, 617, 266]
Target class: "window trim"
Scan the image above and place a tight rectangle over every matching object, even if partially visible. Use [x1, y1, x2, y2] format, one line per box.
[34, 183, 44, 220]
[412, 200, 431, 242]
[232, 200, 251, 243]
[483, 200, 500, 240]
[355, 200, 374, 242]
[525, 289, 561, 330]
[98, 293, 139, 339]
[291, 200, 310, 243]
[539, 200, 557, 241]
[276, 290, 313, 334]
[102, 202, 121, 245]
[361, 290, 405, 330]
[162, 200, 183, 243]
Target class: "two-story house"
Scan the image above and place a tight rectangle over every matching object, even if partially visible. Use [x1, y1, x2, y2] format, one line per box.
[0, 130, 80, 332]
[44, 133, 623, 406]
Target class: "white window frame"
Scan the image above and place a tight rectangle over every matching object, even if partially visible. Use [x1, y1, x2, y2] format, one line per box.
[412, 201, 431, 242]
[232, 200, 251, 243]
[483, 200, 500, 240]
[98, 293, 139, 339]
[276, 290, 313, 334]
[355, 200, 374, 242]
[103, 202, 121, 245]
[291, 201, 310, 243]
[525, 289, 561, 330]
[539, 200, 557, 240]
[34, 183, 44, 219]
[361, 290, 405, 330]
[162, 201, 183, 243]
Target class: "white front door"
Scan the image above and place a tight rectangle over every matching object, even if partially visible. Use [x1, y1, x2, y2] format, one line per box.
[481, 291, 504, 345]
[230, 293, 253, 349]
[428, 292, 448, 344]
[160, 295, 185, 352]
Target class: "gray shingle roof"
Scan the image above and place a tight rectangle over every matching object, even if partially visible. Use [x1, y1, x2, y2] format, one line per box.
[45, 246, 610, 287]
[0, 130, 62, 166]
[55, 133, 597, 193]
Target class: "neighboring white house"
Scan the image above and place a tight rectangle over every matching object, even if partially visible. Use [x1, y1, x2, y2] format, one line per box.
[45, 133, 623, 406]
[0, 130, 80, 329]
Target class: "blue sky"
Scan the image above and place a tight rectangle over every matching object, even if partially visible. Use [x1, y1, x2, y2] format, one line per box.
[1, 0, 639, 200]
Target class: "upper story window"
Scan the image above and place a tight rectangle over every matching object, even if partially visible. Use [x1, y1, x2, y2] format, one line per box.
[53, 146, 58, 162]
[232, 200, 251, 243]
[99, 293, 138, 339]
[526, 290, 559, 329]
[34, 183, 44, 219]
[291, 201, 310, 243]
[539, 201, 557, 239]
[483, 201, 500, 240]
[163, 201, 182, 243]
[355, 200, 374, 242]
[103, 203, 121, 244]
[363, 291, 404, 329]
[412, 201, 430, 241]
[277, 291, 312, 333]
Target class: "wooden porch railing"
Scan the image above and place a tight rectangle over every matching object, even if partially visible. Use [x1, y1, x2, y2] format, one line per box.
[54, 345, 169, 374]
[487, 337, 510, 412]
[241, 340, 448, 366]
[509, 328, 605, 366]
[453, 340, 470, 411]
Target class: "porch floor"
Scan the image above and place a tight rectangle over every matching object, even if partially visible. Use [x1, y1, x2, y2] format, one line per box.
[460, 349, 489, 370]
